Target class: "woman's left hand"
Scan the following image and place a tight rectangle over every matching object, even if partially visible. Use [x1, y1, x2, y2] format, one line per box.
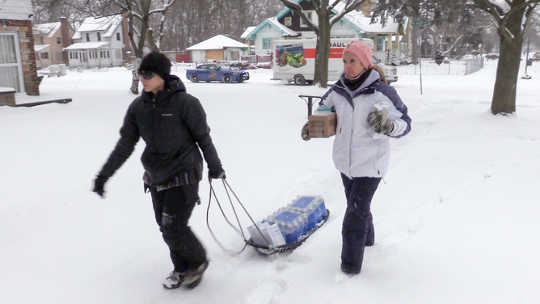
[367, 110, 394, 134]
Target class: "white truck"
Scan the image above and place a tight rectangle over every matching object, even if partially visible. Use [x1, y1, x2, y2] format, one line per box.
[272, 37, 397, 85]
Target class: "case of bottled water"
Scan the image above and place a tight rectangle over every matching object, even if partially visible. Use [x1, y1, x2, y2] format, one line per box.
[248, 196, 328, 247]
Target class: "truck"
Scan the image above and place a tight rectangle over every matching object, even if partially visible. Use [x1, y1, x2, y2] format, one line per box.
[272, 37, 397, 85]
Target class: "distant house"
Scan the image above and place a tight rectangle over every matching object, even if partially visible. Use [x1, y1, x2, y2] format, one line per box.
[244, 0, 407, 63]
[186, 35, 249, 63]
[0, 0, 40, 96]
[65, 13, 130, 68]
[33, 18, 73, 68]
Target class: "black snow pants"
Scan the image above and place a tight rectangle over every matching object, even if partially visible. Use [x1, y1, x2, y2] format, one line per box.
[340, 174, 381, 274]
[150, 183, 207, 273]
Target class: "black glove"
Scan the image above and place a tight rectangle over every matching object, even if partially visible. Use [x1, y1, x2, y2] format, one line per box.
[367, 110, 394, 134]
[301, 122, 311, 141]
[208, 167, 226, 180]
[92, 174, 108, 198]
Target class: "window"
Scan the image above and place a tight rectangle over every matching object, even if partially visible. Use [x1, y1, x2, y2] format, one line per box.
[86, 33, 90, 42]
[116, 32, 121, 41]
[97, 32, 101, 41]
[262, 38, 272, 50]
[284, 16, 292, 26]
[41, 52, 48, 59]
[57, 37, 61, 44]
[300, 10, 317, 27]
[75, 52, 78, 59]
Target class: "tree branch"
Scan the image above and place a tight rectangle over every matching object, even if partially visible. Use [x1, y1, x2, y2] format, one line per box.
[149, 0, 177, 15]
[279, 0, 320, 34]
[330, 0, 367, 26]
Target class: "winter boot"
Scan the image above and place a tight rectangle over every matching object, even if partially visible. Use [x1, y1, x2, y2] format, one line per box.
[162, 271, 184, 289]
[182, 260, 209, 289]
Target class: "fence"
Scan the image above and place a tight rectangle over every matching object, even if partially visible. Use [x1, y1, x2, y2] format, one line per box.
[398, 56, 485, 76]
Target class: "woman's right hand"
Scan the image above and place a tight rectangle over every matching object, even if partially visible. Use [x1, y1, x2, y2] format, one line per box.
[301, 122, 311, 141]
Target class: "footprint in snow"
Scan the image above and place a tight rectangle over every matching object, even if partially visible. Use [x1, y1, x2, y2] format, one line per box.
[243, 279, 287, 304]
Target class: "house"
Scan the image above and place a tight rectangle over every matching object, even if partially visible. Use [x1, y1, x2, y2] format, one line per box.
[33, 17, 73, 68]
[186, 35, 249, 63]
[65, 13, 130, 68]
[244, 0, 407, 63]
[0, 0, 40, 98]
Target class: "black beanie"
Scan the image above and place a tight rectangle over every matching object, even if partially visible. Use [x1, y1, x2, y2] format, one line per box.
[138, 52, 171, 80]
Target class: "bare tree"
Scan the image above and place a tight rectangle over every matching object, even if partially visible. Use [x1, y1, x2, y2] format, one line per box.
[472, 0, 539, 114]
[109, 0, 177, 94]
[279, 0, 368, 87]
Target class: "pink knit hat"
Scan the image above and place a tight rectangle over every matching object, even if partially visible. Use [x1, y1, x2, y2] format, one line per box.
[343, 40, 373, 69]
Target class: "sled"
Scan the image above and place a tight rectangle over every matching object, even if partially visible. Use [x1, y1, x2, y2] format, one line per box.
[246, 209, 330, 255]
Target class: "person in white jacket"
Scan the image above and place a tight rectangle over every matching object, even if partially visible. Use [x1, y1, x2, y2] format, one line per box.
[303, 40, 411, 275]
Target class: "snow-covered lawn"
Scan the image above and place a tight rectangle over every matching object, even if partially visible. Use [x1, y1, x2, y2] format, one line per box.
[1, 61, 539, 303]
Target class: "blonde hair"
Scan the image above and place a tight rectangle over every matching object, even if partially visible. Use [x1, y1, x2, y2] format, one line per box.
[372, 65, 387, 84]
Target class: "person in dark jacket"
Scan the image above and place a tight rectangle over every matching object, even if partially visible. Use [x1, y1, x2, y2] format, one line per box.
[92, 52, 225, 289]
[303, 41, 411, 275]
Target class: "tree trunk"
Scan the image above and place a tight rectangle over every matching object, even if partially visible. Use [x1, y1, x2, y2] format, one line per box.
[317, 13, 331, 88]
[490, 0, 527, 115]
[491, 35, 522, 114]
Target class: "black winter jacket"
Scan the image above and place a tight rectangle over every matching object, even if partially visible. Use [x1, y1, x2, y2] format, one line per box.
[98, 75, 222, 185]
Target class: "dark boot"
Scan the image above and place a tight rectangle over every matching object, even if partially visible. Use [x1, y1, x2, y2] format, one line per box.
[182, 260, 209, 289]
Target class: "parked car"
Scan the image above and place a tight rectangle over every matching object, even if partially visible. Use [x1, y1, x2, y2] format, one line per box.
[485, 53, 499, 60]
[531, 52, 540, 61]
[186, 63, 249, 83]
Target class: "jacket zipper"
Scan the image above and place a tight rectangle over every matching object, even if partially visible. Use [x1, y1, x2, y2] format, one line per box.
[349, 101, 354, 177]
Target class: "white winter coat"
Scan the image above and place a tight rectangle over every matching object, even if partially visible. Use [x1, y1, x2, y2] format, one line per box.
[320, 69, 411, 178]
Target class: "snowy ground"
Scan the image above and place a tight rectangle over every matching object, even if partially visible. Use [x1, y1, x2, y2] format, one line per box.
[1, 60, 539, 304]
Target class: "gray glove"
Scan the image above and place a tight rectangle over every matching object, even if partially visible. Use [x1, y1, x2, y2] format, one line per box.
[301, 122, 310, 141]
[367, 110, 394, 134]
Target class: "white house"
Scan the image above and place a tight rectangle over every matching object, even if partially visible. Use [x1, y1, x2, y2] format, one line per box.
[186, 35, 249, 63]
[65, 14, 126, 68]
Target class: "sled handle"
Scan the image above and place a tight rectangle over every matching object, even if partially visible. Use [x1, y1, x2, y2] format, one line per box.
[298, 95, 322, 118]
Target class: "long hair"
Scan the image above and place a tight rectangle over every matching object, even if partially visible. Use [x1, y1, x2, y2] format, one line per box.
[372, 65, 387, 84]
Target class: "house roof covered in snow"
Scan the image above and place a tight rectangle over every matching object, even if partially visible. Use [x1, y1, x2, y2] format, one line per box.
[72, 15, 122, 40]
[34, 22, 62, 38]
[246, 17, 299, 40]
[186, 35, 249, 51]
[334, 2, 402, 34]
[34, 44, 50, 52]
[0, 0, 33, 20]
[241, 26, 256, 40]
[64, 42, 110, 50]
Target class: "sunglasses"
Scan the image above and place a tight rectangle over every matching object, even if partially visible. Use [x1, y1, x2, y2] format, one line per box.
[139, 71, 156, 80]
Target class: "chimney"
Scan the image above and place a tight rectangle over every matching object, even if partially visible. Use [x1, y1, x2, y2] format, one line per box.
[59, 17, 72, 64]
[121, 9, 132, 63]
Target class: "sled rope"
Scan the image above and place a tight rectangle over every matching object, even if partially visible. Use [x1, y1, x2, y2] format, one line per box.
[206, 178, 270, 255]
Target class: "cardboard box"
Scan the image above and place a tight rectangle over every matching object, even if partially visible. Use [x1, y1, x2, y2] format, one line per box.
[308, 112, 337, 138]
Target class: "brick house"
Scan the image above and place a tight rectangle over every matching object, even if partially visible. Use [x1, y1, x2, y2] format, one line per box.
[0, 0, 40, 96]
[33, 17, 73, 68]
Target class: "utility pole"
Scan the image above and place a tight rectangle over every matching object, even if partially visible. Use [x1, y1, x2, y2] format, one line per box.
[522, 38, 532, 80]
[412, 18, 427, 95]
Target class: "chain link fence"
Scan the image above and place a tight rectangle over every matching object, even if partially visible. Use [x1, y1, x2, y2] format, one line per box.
[398, 55, 485, 76]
